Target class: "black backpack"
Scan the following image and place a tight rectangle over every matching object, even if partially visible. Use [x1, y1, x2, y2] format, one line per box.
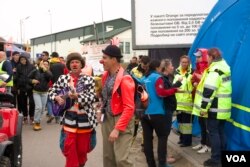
[116, 72, 148, 138]
[117, 72, 147, 119]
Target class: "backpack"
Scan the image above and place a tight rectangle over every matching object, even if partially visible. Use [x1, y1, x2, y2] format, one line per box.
[50, 62, 67, 84]
[116, 72, 148, 138]
[117, 72, 148, 119]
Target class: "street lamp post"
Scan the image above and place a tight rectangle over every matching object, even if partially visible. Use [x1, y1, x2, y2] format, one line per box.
[20, 16, 30, 44]
[48, 10, 53, 53]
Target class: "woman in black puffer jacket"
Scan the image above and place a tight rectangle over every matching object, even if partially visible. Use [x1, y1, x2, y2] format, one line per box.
[28, 60, 52, 130]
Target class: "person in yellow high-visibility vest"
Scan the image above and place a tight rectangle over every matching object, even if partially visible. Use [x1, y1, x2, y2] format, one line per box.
[193, 48, 232, 167]
[174, 55, 194, 147]
[0, 51, 13, 94]
[191, 48, 211, 154]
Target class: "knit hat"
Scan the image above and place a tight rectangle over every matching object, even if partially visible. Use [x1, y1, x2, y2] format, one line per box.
[66, 52, 85, 70]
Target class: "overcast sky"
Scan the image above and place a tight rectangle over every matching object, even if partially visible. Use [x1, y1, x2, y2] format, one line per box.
[0, 0, 131, 43]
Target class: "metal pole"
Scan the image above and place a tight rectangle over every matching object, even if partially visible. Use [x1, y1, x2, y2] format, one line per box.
[101, 0, 105, 43]
[20, 16, 30, 45]
[48, 10, 53, 53]
[20, 20, 23, 44]
[94, 22, 99, 44]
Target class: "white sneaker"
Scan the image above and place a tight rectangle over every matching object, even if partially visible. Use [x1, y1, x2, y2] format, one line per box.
[197, 145, 209, 153]
[192, 144, 203, 150]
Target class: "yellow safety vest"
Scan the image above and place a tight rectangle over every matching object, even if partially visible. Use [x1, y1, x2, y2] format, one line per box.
[192, 59, 232, 120]
[174, 67, 193, 113]
[0, 60, 13, 87]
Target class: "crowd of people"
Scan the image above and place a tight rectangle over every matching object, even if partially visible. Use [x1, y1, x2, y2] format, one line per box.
[0, 45, 231, 167]
[109, 46, 231, 167]
[0, 50, 68, 128]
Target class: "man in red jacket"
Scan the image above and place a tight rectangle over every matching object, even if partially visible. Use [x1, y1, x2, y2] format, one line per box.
[99, 45, 135, 167]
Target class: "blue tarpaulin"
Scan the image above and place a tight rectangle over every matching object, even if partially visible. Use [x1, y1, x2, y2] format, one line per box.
[188, 0, 250, 150]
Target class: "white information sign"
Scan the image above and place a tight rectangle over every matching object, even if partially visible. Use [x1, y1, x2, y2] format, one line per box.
[132, 0, 218, 49]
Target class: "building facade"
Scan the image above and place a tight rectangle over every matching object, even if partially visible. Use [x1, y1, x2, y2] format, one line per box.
[30, 18, 147, 62]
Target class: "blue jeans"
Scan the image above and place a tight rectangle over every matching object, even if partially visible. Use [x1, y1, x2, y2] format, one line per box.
[207, 118, 226, 163]
[47, 97, 53, 116]
[33, 92, 48, 123]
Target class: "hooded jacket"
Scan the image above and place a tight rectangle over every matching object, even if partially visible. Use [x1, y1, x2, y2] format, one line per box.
[15, 56, 36, 91]
[191, 48, 209, 99]
[192, 48, 209, 85]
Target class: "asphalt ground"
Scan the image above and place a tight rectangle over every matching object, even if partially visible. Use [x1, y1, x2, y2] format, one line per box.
[22, 115, 209, 167]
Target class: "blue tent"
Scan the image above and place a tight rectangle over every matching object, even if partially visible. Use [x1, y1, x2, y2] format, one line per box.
[188, 0, 250, 150]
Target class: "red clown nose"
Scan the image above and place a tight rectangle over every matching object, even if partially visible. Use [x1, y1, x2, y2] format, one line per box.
[99, 60, 104, 64]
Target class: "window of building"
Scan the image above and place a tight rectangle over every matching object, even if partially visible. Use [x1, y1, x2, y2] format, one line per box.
[125, 42, 130, 54]
[119, 42, 124, 54]
[106, 25, 114, 32]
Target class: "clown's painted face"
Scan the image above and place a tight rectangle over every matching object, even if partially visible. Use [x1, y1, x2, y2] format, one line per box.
[70, 60, 82, 73]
